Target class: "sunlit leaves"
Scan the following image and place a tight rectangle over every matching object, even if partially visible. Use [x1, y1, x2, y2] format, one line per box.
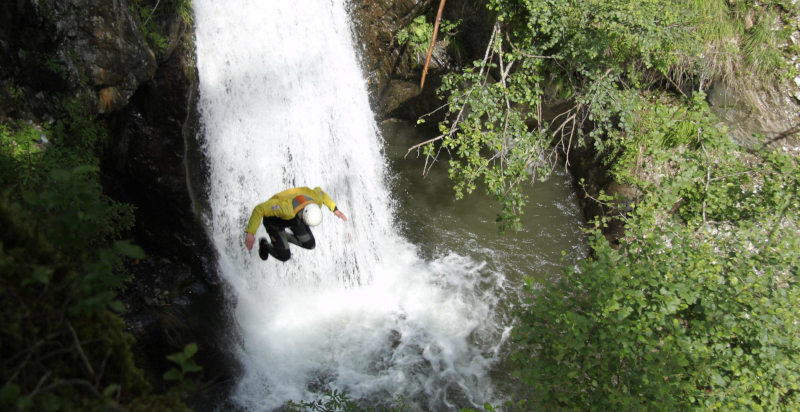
[426, 0, 698, 230]
[429, 27, 550, 231]
[512, 105, 800, 409]
[427, 0, 795, 232]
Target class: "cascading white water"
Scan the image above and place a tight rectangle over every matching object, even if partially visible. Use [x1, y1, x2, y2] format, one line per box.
[194, 1, 509, 410]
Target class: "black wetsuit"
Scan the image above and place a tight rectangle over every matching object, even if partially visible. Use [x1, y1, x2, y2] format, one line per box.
[259, 216, 316, 261]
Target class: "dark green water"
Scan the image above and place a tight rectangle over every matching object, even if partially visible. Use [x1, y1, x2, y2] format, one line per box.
[383, 119, 588, 286]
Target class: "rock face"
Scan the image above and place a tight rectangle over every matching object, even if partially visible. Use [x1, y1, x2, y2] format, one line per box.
[350, 0, 495, 120]
[103, 14, 211, 273]
[93, 2, 233, 400]
[56, 0, 157, 113]
[350, 0, 432, 96]
[6, 0, 156, 113]
[708, 81, 800, 153]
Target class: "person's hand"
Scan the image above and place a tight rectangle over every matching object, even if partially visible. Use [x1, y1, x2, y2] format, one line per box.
[245, 232, 255, 250]
[334, 209, 348, 221]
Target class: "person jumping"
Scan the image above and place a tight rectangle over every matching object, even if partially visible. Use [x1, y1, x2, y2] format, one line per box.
[244, 186, 348, 262]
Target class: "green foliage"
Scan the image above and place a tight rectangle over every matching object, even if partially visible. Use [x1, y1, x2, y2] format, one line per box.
[130, 0, 194, 57]
[162, 343, 203, 403]
[491, 0, 686, 73]
[1, 95, 110, 187]
[131, 1, 168, 54]
[0, 122, 43, 159]
[42, 53, 70, 82]
[0, 194, 151, 410]
[0, 82, 189, 410]
[0, 122, 45, 186]
[599, 91, 719, 186]
[20, 167, 136, 259]
[431, 4, 800, 407]
[0, 0, 201, 409]
[41, 96, 108, 175]
[1, 82, 28, 112]
[422, 0, 796, 229]
[741, 11, 788, 77]
[397, 16, 434, 58]
[460, 403, 498, 412]
[432, 46, 549, 231]
[2, 109, 138, 317]
[511, 100, 800, 409]
[163, 344, 203, 384]
[397, 15, 461, 67]
[175, 0, 193, 27]
[422, 0, 695, 229]
[688, 0, 795, 80]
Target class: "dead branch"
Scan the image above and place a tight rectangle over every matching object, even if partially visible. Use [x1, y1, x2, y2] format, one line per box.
[68, 322, 97, 385]
[420, 0, 447, 89]
[405, 134, 445, 158]
[700, 139, 711, 225]
[663, 71, 688, 99]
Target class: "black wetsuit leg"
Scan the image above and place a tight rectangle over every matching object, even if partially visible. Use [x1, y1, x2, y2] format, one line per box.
[286, 217, 316, 250]
[262, 216, 316, 261]
[263, 217, 292, 261]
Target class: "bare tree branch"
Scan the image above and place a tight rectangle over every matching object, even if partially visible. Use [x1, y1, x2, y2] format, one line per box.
[420, 0, 447, 89]
[405, 134, 445, 158]
[68, 322, 97, 385]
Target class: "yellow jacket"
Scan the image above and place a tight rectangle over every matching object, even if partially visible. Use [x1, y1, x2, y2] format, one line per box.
[245, 186, 337, 234]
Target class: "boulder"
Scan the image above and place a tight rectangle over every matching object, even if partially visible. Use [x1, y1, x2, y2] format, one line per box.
[41, 0, 156, 113]
[350, 0, 496, 119]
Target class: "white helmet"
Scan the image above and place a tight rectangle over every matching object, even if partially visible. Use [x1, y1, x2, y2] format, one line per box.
[301, 203, 323, 226]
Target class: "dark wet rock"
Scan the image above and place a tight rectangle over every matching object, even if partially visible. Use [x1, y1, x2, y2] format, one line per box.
[350, 0, 495, 119]
[95, 4, 231, 397]
[31, 0, 155, 113]
[102, 23, 212, 277]
[350, 0, 434, 96]
[379, 80, 424, 116]
[121, 256, 237, 404]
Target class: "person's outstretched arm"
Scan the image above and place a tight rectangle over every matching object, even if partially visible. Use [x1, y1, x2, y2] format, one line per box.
[333, 208, 347, 221]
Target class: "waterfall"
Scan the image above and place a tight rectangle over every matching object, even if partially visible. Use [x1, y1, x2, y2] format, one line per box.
[194, 1, 508, 410]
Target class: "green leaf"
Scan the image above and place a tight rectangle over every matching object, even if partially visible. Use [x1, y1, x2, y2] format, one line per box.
[103, 384, 120, 397]
[163, 368, 182, 381]
[711, 373, 728, 388]
[183, 361, 202, 374]
[617, 306, 633, 321]
[166, 352, 187, 364]
[113, 240, 145, 259]
[184, 342, 198, 358]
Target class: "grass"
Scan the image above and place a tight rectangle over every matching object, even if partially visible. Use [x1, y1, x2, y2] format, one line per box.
[678, 0, 793, 84]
